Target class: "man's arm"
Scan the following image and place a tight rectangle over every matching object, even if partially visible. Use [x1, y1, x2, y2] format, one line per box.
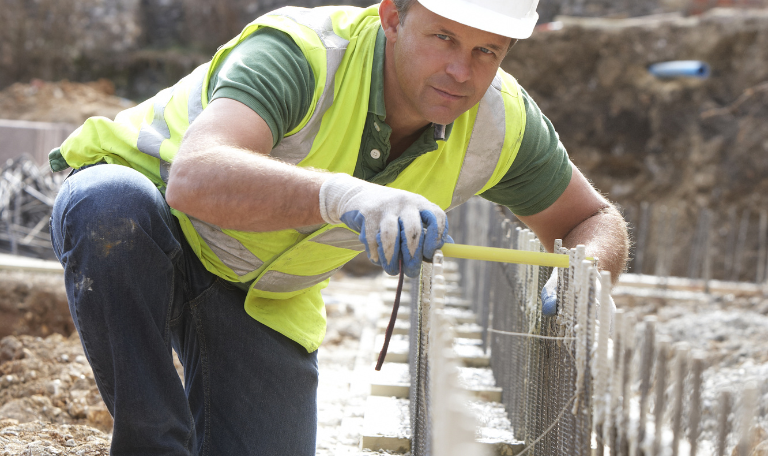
[165, 98, 448, 277]
[516, 163, 629, 283]
[166, 98, 329, 232]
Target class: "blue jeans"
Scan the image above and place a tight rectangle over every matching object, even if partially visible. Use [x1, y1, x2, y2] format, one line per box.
[50, 164, 319, 455]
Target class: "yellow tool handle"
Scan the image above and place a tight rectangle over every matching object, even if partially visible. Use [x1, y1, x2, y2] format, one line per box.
[440, 243, 590, 268]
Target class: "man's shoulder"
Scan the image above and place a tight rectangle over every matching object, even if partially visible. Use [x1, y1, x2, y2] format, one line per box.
[491, 68, 524, 99]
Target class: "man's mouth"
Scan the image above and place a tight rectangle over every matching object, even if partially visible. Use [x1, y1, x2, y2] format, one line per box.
[432, 87, 464, 100]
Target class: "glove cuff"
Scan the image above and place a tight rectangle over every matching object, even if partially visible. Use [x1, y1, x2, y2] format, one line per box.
[318, 173, 363, 225]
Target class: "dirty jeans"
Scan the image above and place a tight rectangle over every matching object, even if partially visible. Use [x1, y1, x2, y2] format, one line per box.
[50, 164, 319, 455]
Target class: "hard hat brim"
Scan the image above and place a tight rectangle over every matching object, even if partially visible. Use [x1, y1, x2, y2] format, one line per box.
[418, 0, 539, 40]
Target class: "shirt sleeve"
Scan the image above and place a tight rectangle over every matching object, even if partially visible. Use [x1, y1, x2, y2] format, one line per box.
[207, 27, 315, 148]
[480, 86, 572, 216]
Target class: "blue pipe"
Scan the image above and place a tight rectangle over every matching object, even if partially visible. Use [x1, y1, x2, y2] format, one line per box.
[648, 60, 711, 79]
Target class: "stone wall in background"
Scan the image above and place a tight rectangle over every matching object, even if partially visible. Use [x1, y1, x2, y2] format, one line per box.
[504, 9, 768, 279]
[0, 0, 143, 90]
[0, 0, 372, 99]
[0, 0, 699, 99]
[0, 1, 767, 279]
[537, 0, 685, 22]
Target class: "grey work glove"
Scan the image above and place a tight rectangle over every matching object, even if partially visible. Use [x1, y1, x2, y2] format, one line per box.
[541, 270, 559, 316]
[319, 173, 451, 278]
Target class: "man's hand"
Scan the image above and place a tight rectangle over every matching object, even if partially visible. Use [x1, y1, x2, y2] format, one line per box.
[540, 269, 616, 319]
[541, 271, 558, 316]
[517, 164, 629, 284]
[319, 174, 450, 277]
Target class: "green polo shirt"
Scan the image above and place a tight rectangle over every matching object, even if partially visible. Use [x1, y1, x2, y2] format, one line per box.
[213, 26, 574, 216]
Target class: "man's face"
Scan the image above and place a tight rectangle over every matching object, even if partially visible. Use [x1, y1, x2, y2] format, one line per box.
[384, 1, 512, 126]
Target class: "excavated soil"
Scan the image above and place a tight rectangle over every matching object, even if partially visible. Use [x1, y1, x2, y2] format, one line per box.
[0, 272, 71, 341]
[0, 79, 135, 125]
[505, 9, 768, 280]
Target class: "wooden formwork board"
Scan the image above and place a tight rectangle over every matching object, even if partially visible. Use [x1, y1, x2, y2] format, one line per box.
[0, 253, 62, 273]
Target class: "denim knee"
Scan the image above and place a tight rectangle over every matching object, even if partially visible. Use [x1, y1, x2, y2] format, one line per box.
[52, 164, 179, 261]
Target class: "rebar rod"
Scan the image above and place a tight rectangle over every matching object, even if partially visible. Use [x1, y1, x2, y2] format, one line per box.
[738, 381, 759, 456]
[618, 312, 636, 456]
[688, 354, 706, 456]
[688, 208, 709, 279]
[634, 202, 651, 274]
[651, 340, 669, 456]
[716, 390, 732, 456]
[757, 210, 767, 283]
[723, 207, 738, 277]
[731, 209, 750, 282]
[654, 206, 669, 277]
[608, 309, 625, 454]
[592, 271, 613, 456]
[636, 316, 657, 456]
[670, 345, 689, 456]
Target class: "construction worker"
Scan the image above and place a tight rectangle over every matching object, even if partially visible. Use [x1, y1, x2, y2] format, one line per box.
[48, 0, 628, 454]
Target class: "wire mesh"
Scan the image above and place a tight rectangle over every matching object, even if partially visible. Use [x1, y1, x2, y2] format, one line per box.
[625, 202, 767, 283]
[411, 197, 767, 456]
[446, 199, 595, 455]
[410, 263, 431, 456]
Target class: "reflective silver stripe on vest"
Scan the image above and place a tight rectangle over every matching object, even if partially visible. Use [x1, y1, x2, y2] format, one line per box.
[449, 75, 507, 210]
[188, 217, 264, 277]
[252, 228, 362, 293]
[268, 7, 350, 165]
[295, 223, 326, 235]
[134, 66, 207, 184]
[137, 87, 174, 159]
[253, 268, 342, 293]
[136, 85, 176, 183]
[187, 65, 207, 125]
[310, 227, 364, 251]
[160, 160, 171, 184]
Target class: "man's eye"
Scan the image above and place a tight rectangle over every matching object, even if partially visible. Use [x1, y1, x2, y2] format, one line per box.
[436, 34, 450, 41]
[478, 47, 494, 55]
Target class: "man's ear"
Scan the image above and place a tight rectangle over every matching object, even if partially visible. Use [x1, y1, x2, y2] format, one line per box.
[379, 0, 401, 43]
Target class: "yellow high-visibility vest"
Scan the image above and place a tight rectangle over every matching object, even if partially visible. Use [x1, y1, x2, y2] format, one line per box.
[56, 4, 527, 352]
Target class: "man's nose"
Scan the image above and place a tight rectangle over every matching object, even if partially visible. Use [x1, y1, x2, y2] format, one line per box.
[445, 53, 471, 84]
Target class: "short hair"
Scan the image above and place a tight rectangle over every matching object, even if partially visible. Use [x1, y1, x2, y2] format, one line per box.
[393, 0, 417, 22]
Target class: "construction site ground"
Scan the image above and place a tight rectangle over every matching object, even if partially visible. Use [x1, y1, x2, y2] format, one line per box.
[0, 267, 395, 455]
[2, 262, 768, 454]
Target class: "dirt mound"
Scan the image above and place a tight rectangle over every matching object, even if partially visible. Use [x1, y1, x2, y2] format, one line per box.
[0, 271, 112, 450]
[508, 9, 768, 210]
[0, 420, 109, 455]
[0, 272, 71, 340]
[0, 79, 135, 125]
[506, 9, 768, 279]
[0, 332, 111, 433]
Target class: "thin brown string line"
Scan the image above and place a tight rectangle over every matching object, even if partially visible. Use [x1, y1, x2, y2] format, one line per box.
[376, 256, 404, 371]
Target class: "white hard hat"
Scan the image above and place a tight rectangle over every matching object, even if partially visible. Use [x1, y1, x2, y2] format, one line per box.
[418, 0, 540, 39]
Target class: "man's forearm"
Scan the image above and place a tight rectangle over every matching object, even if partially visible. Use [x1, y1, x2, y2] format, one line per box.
[165, 98, 335, 232]
[562, 205, 629, 284]
[166, 144, 330, 232]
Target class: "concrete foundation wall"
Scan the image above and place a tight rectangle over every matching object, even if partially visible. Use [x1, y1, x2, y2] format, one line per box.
[0, 120, 75, 167]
